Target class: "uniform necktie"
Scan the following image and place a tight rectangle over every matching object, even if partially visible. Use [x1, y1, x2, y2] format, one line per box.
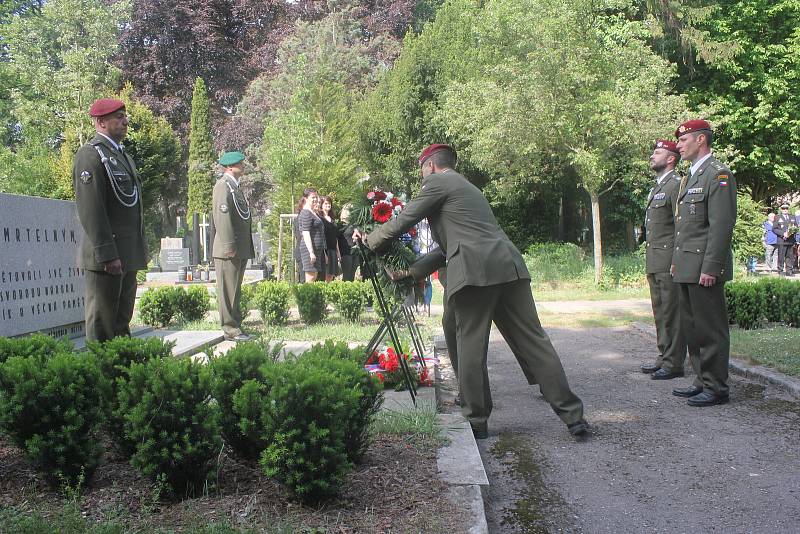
[675, 171, 690, 217]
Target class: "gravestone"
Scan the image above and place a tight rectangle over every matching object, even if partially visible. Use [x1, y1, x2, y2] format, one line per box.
[159, 237, 190, 272]
[0, 193, 86, 338]
[248, 232, 268, 269]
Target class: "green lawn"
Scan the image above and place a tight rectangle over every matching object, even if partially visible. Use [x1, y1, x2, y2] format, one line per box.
[730, 325, 800, 378]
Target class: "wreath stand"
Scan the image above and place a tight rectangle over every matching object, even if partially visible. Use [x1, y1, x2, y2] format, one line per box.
[357, 244, 429, 405]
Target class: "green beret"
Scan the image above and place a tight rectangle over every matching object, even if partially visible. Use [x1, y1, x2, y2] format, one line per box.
[218, 151, 246, 166]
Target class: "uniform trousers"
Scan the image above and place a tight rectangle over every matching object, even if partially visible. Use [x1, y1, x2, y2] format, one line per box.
[777, 244, 795, 274]
[449, 279, 584, 428]
[84, 269, 138, 342]
[215, 257, 247, 336]
[677, 282, 729, 395]
[646, 272, 687, 372]
[764, 244, 778, 271]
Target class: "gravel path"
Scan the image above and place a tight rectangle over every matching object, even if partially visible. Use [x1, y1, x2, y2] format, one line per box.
[444, 310, 800, 533]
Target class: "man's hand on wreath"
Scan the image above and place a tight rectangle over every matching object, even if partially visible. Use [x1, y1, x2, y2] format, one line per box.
[384, 266, 411, 281]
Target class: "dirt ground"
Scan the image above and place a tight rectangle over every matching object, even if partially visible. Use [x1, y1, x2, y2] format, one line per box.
[0, 433, 470, 533]
[442, 318, 800, 534]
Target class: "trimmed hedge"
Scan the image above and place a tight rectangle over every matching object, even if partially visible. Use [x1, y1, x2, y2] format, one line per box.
[252, 281, 291, 325]
[0, 351, 109, 486]
[324, 281, 367, 322]
[0, 333, 72, 364]
[138, 286, 211, 327]
[180, 285, 212, 322]
[293, 282, 327, 324]
[115, 357, 221, 497]
[725, 278, 800, 329]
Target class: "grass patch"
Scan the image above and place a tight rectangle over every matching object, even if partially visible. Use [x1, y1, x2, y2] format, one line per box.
[538, 310, 654, 329]
[730, 325, 800, 378]
[533, 286, 649, 301]
[371, 401, 445, 447]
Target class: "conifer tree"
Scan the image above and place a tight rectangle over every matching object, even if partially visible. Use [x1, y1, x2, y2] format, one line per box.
[187, 77, 215, 216]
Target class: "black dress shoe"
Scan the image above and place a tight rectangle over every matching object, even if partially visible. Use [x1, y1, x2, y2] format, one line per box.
[640, 362, 660, 374]
[687, 391, 729, 407]
[672, 385, 703, 398]
[568, 419, 590, 437]
[651, 368, 685, 380]
[471, 423, 488, 440]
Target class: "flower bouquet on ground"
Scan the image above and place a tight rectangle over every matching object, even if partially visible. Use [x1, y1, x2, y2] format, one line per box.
[365, 345, 437, 391]
[350, 188, 419, 303]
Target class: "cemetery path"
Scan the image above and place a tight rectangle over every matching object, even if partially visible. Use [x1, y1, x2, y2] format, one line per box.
[456, 313, 800, 533]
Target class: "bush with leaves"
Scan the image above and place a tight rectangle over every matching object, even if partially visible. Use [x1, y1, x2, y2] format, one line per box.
[86, 337, 175, 453]
[137, 286, 183, 327]
[323, 281, 343, 307]
[725, 278, 800, 329]
[336, 282, 366, 322]
[178, 285, 211, 322]
[0, 333, 72, 364]
[238, 282, 257, 318]
[0, 351, 109, 486]
[209, 340, 282, 459]
[293, 282, 328, 324]
[115, 356, 221, 497]
[252, 281, 292, 325]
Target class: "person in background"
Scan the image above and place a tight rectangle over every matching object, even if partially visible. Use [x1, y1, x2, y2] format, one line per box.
[763, 212, 778, 273]
[295, 188, 325, 282]
[794, 208, 800, 272]
[338, 203, 360, 281]
[772, 204, 795, 276]
[320, 195, 341, 282]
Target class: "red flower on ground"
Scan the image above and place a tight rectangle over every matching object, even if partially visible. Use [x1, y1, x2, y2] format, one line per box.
[376, 372, 385, 383]
[419, 367, 432, 386]
[379, 350, 400, 372]
[372, 201, 393, 223]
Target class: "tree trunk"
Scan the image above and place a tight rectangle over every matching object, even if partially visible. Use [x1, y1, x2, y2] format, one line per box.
[590, 190, 603, 285]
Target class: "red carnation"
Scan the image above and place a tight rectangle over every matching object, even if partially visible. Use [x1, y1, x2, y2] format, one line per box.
[420, 367, 431, 386]
[372, 201, 393, 223]
[391, 197, 403, 209]
[366, 191, 376, 201]
[373, 190, 387, 201]
[379, 351, 400, 372]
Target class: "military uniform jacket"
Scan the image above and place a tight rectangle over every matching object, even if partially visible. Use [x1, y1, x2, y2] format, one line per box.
[212, 174, 255, 260]
[672, 155, 737, 284]
[645, 170, 681, 274]
[772, 213, 794, 244]
[367, 171, 530, 300]
[73, 134, 148, 272]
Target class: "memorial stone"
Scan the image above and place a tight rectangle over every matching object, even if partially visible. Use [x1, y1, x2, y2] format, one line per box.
[0, 193, 86, 338]
[159, 248, 191, 272]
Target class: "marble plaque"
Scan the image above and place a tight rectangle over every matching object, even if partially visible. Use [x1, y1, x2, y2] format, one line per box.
[161, 237, 184, 250]
[159, 248, 190, 271]
[0, 193, 86, 338]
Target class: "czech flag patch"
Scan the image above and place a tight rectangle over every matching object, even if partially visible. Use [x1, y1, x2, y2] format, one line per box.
[718, 174, 729, 187]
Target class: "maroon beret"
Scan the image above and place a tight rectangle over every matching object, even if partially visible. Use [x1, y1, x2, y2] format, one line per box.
[654, 139, 679, 154]
[675, 119, 712, 138]
[89, 98, 126, 118]
[418, 143, 455, 165]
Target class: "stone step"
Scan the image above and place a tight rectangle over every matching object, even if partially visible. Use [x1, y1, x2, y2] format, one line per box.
[74, 327, 224, 359]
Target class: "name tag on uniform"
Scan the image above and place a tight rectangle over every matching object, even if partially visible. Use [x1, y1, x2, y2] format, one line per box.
[653, 193, 666, 200]
[687, 187, 703, 194]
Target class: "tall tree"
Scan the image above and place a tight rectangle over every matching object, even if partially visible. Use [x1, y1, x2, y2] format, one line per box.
[187, 77, 215, 216]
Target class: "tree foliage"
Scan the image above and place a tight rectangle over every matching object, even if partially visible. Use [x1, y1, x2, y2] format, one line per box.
[187, 77, 215, 216]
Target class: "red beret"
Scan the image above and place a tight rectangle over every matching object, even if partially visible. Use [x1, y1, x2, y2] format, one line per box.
[675, 119, 712, 138]
[418, 143, 455, 165]
[654, 139, 679, 154]
[89, 98, 126, 118]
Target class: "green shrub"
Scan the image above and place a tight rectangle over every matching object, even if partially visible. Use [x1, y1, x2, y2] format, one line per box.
[256, 359, 360, 502]
[605, 254, 646, 288]
[209, 340, 282, 459]
[733, 193, 767, 265]
[116, 357, 221, 497]
[86, 337, 175, 454]
[137, 286, 183, 327]
[0, 352, 109, 486]
[293, 282, 328, 324]
[136, 270, 147, 284]
[524, 243, 586, 287]
[336, 282, 366, 322]
[323, 281, 343, 307]
[0, 333, 72, 364]
[253, 281, 292, 325]
[732, 283, 762, 330]
[178, 285, 211, 322]
[298, 344, 383, 463]
[725, 278, 800, 329]
[238, 282, 257, 318]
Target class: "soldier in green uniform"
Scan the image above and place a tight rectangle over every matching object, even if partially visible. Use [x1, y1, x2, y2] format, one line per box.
[73, 98, 148, 342]
[641, 140, 688, 380]
[671, 120, 737, 407]
[212, 151, 255, 342]
[358, 144, 587, 439]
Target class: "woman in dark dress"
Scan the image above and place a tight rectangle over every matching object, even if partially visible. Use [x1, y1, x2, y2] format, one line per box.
[295, 188, 325, 282]
[320, 196, 341, 282]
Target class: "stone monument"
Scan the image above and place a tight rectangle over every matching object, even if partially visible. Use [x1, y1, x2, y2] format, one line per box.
[0, 193, 86, 338]
[159, 237, 190, 272]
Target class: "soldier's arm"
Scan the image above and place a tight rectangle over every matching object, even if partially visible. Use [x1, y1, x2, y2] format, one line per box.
[367, 177, 445, 253]
[212, 181, 236, 257]
[701, 170, 737, 277]
[73, 147, 118, 263]
[408, 248, 446, 281]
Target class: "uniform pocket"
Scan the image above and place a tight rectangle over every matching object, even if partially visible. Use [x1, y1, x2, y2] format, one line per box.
[683, 193, 706, 220]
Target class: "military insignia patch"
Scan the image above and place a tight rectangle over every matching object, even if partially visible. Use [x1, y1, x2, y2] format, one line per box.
[80, 170, 92, 184]
[220, 204, 228, 213]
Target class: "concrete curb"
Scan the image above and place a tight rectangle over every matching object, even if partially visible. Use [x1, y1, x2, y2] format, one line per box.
[630, 321, 800, 398]
[433, 335, 489, 534]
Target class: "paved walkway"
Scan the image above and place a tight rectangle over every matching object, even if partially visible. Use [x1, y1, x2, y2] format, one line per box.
[439, 303, 800, 533]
